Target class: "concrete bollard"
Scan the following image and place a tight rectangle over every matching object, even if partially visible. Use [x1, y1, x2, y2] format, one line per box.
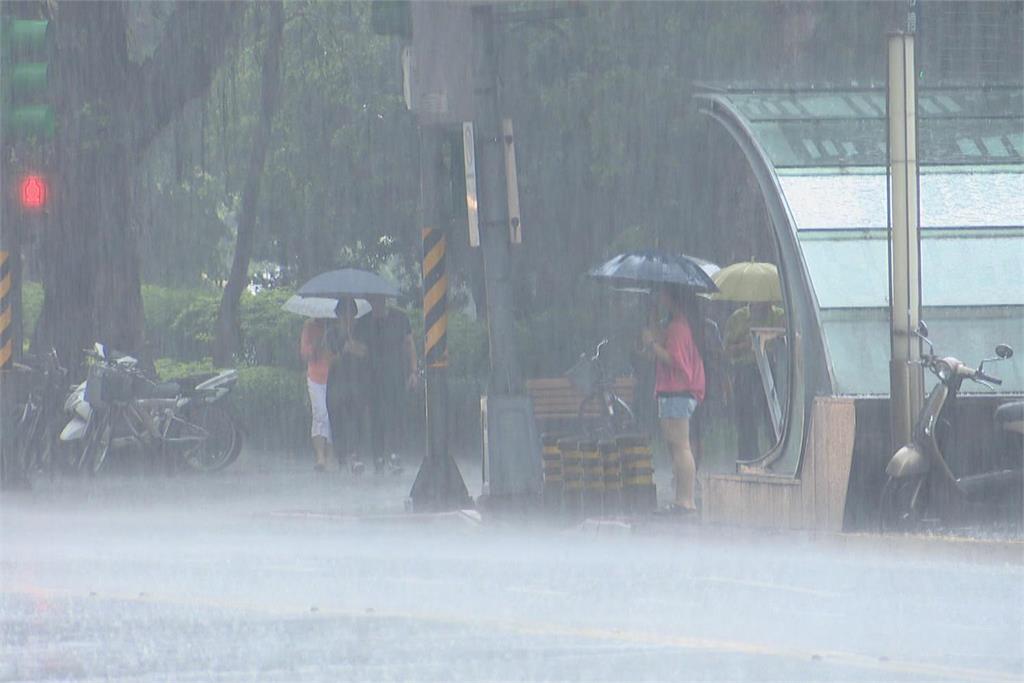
[580, 439, 604, 518]
[557, 437, 583, 520]
[617, 434, 657, 514]
[541, 434, 563, 515]
[599, 439, 621, 516]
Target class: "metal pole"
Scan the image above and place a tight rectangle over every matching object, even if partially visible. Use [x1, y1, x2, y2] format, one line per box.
[887, 32, 924, 451]
[1, 178, 24, 489]
[472, 2, 522, 397]
[409, 125, 471, 512]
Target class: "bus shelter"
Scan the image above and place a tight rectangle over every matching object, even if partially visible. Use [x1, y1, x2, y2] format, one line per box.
[689, 86, 1023, 531]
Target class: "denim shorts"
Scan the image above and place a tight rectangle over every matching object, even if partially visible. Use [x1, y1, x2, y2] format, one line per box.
[658, 394, 699, 420]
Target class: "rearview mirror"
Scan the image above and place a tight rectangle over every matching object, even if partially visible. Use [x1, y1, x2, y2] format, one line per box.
[996, 344, 1013, 360]
[916, 321, 929, 338]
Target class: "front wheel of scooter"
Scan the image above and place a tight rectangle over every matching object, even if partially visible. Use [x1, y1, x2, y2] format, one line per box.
[879, 474, 926, 533]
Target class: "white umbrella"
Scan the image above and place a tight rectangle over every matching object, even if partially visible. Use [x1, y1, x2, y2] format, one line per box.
[281, 295, 371, 319]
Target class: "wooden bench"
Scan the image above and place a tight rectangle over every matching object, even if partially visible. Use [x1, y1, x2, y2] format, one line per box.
[526, 376, 636, 433]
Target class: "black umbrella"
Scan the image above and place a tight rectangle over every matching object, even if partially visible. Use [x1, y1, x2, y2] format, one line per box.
[297, 268, 400, 299]
[590, 251, 720, 293]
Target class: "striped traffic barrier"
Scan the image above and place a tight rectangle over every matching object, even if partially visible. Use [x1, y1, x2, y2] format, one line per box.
[541, 434, 563, 514]
[617, 434, 657, 514]
[599, 440, 622, 516]
[421, 228, 448, 369]
[557, 437, 583, 520]
[0, 251, 12, 369]
[580, 439, 604, 517]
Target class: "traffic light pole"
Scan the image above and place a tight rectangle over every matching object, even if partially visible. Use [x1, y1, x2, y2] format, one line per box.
[0, 161, 25, 490]
[409, 126, 472, 512]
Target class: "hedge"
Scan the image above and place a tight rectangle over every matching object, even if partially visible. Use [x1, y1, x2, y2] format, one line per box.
[156, 358, 308, 451]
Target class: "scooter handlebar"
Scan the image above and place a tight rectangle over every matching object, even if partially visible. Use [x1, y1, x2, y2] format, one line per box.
[975, 371, 1002, 386]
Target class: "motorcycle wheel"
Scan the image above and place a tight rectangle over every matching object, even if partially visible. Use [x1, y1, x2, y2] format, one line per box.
[175, 403, 242, 472]
[90, 420, 115, 476]
[76, 415, 104, 474]
[879, 474, 927, 533]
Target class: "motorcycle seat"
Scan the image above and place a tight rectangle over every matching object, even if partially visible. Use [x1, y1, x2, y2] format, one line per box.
[995, 401, 1024, 433]
[166, 373, 218, 395]
[147, 381, 182, 399]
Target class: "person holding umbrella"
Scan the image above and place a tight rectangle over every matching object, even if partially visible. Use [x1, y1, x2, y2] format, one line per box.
[590, 250, 716, 514]
[642, 284, 706, 514]
[715, 261, 786, 462]
[299, 314, 337, 471]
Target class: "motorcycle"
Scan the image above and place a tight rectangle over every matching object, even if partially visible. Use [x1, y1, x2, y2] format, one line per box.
[61, 344, 243, 474]
[881, 322, 1020, 531]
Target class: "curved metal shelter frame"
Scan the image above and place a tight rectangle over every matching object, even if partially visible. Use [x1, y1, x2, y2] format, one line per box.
[693, 85, 1024, 478]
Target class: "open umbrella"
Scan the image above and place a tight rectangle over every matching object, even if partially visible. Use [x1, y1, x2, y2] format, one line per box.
[297, 268, 400, 299]
[281, 295, 371, 319]
[590, 251, 719, 293]
[711, 261, 782, 302]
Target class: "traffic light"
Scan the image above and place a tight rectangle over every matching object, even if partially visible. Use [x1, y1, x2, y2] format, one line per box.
[1, 17, 55, 140]
[18, 173, 47, 211]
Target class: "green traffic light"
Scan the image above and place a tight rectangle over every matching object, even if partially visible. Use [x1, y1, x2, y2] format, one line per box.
[1, 17, 54, 139]
[5, 19, 50, 55]
[9, 62, 47, 96]
[5, 105, 55, 137]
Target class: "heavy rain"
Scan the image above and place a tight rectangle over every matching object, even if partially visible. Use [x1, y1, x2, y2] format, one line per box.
[1, 1, 1022, 681]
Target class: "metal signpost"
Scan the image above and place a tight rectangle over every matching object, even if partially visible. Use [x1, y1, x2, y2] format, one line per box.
[886, 31, 924, 452]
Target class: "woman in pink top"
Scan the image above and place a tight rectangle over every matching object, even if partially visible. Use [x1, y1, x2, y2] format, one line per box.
[642, 285, 706, 513]
[300, 317, 336, 470]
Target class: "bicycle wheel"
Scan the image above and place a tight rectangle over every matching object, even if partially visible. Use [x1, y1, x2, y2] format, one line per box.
[12, 401, 41, 483]
[173, 403, 243, 472]
[607, 394, 637, 435]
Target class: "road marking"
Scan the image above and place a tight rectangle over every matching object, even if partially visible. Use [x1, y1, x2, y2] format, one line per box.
[5, 582, 1020, 683]
[693, 575, 841, 599]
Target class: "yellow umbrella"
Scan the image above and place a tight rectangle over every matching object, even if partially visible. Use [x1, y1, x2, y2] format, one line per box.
[711, 261, 782, 303]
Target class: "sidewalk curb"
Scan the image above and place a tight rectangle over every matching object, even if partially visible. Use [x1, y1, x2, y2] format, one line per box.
[580, 517, 1024, 565]
[263, 508, 484, 530]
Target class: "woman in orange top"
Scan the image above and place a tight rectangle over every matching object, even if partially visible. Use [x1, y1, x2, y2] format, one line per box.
[300, 317, 336, 470]
[642, 284, 706, 514]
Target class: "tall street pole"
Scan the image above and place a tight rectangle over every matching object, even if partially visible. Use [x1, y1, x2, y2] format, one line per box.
[409, 125, 471, 511]
[472, 2, 522, 398]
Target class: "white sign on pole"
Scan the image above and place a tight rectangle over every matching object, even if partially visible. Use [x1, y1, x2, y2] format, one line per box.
[463, 121, 480, 247]
[502, 118, 522, 245]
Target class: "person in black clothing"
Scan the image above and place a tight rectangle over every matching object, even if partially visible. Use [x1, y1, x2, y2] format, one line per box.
[356, 294, 419, 473]
[327, 299, 371, 472]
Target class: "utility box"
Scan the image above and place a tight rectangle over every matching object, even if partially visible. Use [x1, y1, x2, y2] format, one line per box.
[406, 1, 476, 125]
[480, 395, 543, 498]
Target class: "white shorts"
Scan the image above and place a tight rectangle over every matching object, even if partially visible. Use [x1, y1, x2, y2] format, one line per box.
[307, 378, 331, 442]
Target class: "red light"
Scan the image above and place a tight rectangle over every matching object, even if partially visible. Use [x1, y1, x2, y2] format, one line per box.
[20, 174, 48, 210]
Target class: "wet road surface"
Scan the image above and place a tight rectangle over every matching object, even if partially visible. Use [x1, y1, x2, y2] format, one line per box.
[2, 451, 1022, 682]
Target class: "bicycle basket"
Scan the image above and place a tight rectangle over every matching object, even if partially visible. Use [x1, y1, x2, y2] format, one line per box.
[565, 355, 596, 396]
[85, 364, 133, 406]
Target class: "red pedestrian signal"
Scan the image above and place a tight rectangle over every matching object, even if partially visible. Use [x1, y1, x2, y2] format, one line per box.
[19, 173, 47, 210]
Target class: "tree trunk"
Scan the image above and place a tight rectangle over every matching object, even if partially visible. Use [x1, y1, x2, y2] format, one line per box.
[214, 2, 284, 366]
[36, 3, 137, 371]
[35, 1, 245, 376]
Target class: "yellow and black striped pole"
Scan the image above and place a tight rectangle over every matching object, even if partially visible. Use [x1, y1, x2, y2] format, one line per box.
[422, 227, 448, 369]
[408, 128, 470, 512]
[0, 250, 12, 370]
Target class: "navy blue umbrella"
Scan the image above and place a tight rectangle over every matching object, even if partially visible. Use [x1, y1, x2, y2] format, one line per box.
[590, 251, 720, 293]
[297, 268, 400, 299]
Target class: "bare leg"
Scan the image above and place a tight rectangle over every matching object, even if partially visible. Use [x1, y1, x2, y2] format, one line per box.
[312, 436, 329, 469]
[660, 417, 696, 509]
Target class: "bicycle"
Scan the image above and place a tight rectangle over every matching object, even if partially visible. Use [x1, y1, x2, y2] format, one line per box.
[566, 339, 636, 438]
[11, 348, 68, 482]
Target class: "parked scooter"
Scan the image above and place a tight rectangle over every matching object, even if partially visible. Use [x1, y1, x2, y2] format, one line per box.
[61, 344, 243, 474]
[881, 322, 1020, 531]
